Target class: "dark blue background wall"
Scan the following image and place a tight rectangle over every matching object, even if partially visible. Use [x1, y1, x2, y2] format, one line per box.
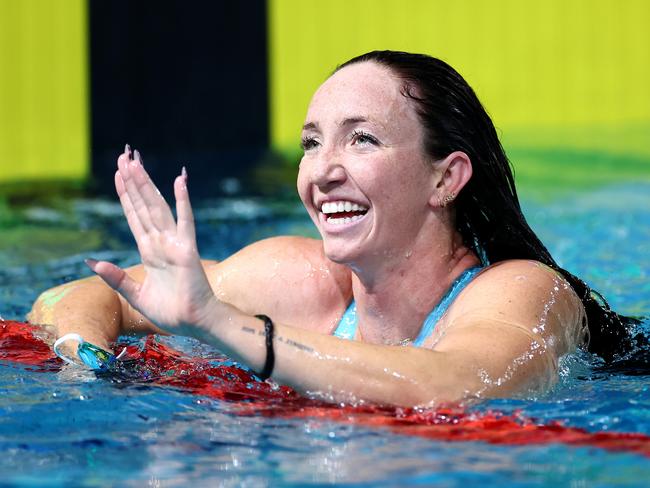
[89, 0, 268, 197]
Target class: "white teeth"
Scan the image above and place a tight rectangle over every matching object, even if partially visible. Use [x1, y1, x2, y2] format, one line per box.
[320, 200, 369, 214]
[326, 214, 365, 225]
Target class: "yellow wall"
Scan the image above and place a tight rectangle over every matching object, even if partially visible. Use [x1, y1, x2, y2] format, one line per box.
[0, 0, 88, 184]
[269, 0, 650, 157]
[2, 1, 648, 185]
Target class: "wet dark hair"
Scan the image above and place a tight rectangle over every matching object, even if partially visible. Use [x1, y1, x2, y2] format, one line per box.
[338, 50, 641, 362]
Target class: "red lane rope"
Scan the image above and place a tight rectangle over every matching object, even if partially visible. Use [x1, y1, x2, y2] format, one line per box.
[2, 319, 650, 457]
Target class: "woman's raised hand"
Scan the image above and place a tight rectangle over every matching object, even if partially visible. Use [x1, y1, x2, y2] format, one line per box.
[87, 145, 218, 331]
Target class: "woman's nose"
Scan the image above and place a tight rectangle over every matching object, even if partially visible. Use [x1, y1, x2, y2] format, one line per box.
[310, 150, 347, 190]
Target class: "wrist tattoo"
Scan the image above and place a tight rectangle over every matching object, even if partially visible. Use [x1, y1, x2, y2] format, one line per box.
[284, 339, 314, 353]
[240, 325, 314, 353]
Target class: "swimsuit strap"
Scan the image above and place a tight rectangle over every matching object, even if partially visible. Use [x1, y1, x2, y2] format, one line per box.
[412, 266, 482, 346]
[334, 301, 358, 340]
[333, 266, 483, 345]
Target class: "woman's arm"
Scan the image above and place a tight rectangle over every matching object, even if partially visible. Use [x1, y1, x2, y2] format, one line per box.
[85, 147, 583, 407]
[163, 300, 569, 406]
[28, 243, 349, 354]
[159, 261, 584, 406]
[28, 242, 350, 356]
[28, 266, 169, 352]
[28, 277, 125, 351]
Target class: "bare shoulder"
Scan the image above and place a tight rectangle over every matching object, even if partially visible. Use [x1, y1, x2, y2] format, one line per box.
[426, 260, 587, 395]
[205, 236, 352, 332]
[441, 260, 586, 354]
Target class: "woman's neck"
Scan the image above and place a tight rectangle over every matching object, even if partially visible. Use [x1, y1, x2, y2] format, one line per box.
[350, 230, 479, 345]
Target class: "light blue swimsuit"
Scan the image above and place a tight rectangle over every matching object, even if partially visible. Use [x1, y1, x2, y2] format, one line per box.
[333, 266, 483, 346]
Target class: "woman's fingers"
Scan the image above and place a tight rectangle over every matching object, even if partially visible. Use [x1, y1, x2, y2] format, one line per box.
[85, 259, 141, 306]
[117, 151, 154, 235]
[115, 171, 147, 239]
[175, 167, 196, 240]
[129, 151, 177, 232]
[116, 146, 133, 179]
[119, 158, 156, 234]
[117, 145, 196, 244]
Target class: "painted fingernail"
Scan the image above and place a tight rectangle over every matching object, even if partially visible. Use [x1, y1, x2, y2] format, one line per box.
[134, 149, 143, 165]
[125, 143, 131, 156]
[85, 258, 98, 271]
[182, 166, 187, 181]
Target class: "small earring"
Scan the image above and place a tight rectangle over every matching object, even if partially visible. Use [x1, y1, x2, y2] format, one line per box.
[440, 192, 456, 207]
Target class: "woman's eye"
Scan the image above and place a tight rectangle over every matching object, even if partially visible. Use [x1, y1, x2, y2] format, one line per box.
[351, 130, 378, 146]
[300, 136, 319, 151]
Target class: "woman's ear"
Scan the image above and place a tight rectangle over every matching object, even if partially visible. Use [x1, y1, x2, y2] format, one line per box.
[429, 151, 473, 208]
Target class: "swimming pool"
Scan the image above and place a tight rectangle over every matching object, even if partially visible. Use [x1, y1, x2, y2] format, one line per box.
[1, 182, 649, 486]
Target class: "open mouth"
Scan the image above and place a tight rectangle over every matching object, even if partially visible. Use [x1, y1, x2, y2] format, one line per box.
[321, 201, 369, 225]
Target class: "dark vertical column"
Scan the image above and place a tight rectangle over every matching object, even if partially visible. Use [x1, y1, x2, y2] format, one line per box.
[89, 0, 268, 197]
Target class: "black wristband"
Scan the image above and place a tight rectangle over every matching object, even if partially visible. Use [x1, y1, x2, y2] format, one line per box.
[255, 314, 275, 380]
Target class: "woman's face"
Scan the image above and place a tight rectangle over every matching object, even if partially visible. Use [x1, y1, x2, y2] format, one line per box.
[297, 62, 440, 267]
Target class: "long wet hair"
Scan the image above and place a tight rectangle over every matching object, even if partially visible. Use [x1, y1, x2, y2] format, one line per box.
[338, 50, 640, 362]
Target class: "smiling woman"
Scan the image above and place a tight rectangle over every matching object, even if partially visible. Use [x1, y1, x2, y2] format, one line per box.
[27, 51, 636, 407]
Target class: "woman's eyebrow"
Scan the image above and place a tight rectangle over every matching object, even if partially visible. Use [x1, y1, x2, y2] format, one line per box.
[339, 116, 369, 127]
[302, 116, 377, 132]
[302, 121, 319, 131]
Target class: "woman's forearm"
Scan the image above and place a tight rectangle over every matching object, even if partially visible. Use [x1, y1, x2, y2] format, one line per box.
[29, 264, 172, 354]
[182, 298, 557, 407]
[28, 277, 124, 351]
[182, 302, 462, 407]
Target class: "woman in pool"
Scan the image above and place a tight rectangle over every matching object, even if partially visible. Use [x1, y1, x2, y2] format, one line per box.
[29, 51, 632, 406]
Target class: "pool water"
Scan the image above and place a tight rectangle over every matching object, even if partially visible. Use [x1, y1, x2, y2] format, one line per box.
[1, 182, 650, 486]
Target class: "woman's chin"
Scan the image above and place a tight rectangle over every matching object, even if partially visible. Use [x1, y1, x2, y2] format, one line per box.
[322, 241, 359, 266]
[316, 212, 376, 266]
[323, 248, 349, 265]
